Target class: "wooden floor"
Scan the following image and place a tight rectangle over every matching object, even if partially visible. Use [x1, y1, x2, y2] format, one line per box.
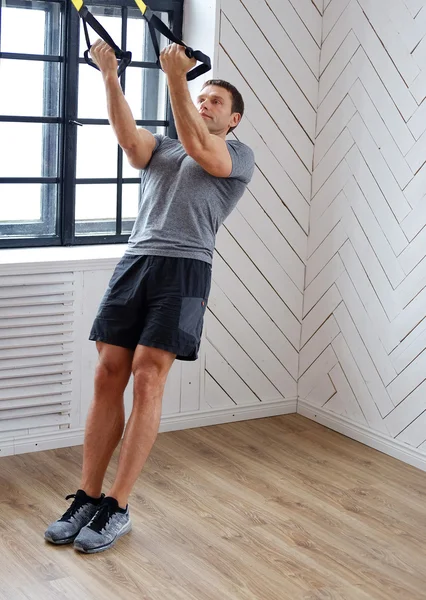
[1, 415, 426, 600]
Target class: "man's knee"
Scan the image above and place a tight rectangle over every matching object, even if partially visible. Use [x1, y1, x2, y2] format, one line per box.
[95, 342, 133, 386]
[132, 346, 175, 395]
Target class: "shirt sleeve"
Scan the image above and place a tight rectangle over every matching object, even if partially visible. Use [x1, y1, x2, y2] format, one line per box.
[226, 140, 255, 183]
[153, 133, 166, 153]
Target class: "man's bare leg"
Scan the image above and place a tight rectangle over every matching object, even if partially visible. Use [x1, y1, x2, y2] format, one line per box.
[79, 342, 134, 498]
[106, 345, 176, 508]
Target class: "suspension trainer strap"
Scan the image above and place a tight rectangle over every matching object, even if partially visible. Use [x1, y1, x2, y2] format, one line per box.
[70, 0, 132, 77]
[133, 0, 211, 81]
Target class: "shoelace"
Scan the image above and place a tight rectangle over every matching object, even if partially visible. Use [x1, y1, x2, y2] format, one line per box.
[87, 502, 114, 533]
[61, 494, 86, 521]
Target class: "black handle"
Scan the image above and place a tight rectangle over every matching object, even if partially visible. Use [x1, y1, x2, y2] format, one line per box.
[83, 48, 132, 77]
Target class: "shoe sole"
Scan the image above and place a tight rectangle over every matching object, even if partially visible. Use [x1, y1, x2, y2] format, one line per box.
[73, 520, 132, 554]
[44, 532, 78, 545]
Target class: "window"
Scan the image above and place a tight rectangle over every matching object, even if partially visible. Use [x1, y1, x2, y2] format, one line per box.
[0, 0, 182, 248]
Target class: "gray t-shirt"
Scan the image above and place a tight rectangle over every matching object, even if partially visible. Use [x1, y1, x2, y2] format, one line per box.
[126, 134, 255, 264]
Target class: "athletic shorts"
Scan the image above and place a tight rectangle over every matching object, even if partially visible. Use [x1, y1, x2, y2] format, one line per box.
[89, 254, 212, 361]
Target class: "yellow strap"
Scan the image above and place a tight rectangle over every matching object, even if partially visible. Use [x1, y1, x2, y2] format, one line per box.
[71, 0, 84, 11]
[134, 0, 148, 15]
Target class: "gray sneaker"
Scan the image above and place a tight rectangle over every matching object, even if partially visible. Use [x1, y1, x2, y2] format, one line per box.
[44, 489, 104, 545]
[73, 496, 132, 554]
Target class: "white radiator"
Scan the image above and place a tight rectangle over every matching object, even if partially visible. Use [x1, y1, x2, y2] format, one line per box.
[0, 272, 75, 440]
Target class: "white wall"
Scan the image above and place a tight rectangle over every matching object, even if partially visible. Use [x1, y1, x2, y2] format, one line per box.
[0, 0, 311, 456]
[209, 0, 321, 411]
[300, 0, 426, 471]
[3, 0, 426, 473]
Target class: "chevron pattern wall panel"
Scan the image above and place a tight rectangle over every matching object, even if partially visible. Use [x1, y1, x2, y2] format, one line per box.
[211, 0, 322, 409]
[301, 0, 426, 457]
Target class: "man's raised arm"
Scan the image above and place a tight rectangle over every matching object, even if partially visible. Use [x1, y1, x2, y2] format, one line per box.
[90, 40, 156, 170]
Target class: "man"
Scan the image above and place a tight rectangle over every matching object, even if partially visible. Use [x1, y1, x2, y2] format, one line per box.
[44, 40, 254, 554]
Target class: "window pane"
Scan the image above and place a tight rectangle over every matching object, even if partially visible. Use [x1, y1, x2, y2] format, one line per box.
[0, 123, 59, 178]
[0, 60, 60, 117]
[78, 63, 108, 119]
[76, 125, 118, 179]
[0, 2, 62, 55]
[0, 184, 42, 221]
[127, 9, 169, 63]
[126, 10, 147, 63]
[125, 67, 167, 121]
[121, 183, 140, 233]
[122, 151, 140, 179]
[79, 7, 122, 58]
[0, 183, 57, 235]
[75, 183, 117, 236]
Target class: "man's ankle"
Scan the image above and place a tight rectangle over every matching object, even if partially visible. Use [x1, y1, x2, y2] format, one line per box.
[105, 491, 128, 510]
[79, 486, 103, 500]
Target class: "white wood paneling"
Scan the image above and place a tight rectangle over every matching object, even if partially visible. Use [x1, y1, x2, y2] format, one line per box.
[5, 0, 426, 468]
[303, 0, 426, 461]
[199, 0, 316, 423]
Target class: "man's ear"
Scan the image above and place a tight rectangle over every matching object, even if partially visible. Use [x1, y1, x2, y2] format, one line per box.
[230, 112, 241, 130]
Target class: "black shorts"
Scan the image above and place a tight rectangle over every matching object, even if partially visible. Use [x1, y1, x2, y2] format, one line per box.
[89, 254, 212, 361]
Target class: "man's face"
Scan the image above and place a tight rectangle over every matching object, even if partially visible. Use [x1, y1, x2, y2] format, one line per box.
[196, 85, 240, 135]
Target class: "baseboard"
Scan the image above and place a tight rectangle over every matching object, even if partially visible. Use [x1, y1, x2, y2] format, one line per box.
[159, 398, 297, 432]
[0, 428, 86, 457]
[0, 399, 297, 457]
[298, 400, 426, 473]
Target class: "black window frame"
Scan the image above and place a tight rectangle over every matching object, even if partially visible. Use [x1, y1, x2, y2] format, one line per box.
[0, 0, 183, 248]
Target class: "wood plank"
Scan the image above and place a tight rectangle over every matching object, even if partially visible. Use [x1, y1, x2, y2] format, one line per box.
[215, 227, 301, 349]
[2, 416, 426, 598]
[333, 302, 394, 417]
[237, 190, 305, 292]
[328, 364, 368, 424]
[234, 115, 310, 233]
[310, 160, 352, 224]
[312, 129, 354, 196]
[318, 30, 359, 105]
[350, 48, 415, 155]
[357, 0, 420, 85]
[240, 0, 319, 107]
[345, 146, 408, 257]
[208, 283, 297, 398]
[348, 79, 413, 189]
[338, 240, 398, 354]
[266, 0, 321, 76]
[225, 208, 303, 320]
[343, 177, 405, 288]
[299, 316, 340, 376]
[314, 96, 356, 167]
[331, 334, 390, 434]
[205, 340, 260, 406]
[305, 221, 348, 287]
[221, 1, 316, 139]
[385, 380, 426, 437]
[335, 272, 397, 386]
[247, 168, 307, 263]
[346, 114, 411, 225]
[307, 192, 349, 258]
[206, 312, 283, 402]
[303, 254, 345, 317]
[301, 285, 342, 347]
[299, 346, 338, 398]
[217, 48, 314, 186]
[212, 253, 299, 379]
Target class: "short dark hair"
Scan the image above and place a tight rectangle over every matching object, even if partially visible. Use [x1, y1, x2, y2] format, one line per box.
[201, 79, 244, 134]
